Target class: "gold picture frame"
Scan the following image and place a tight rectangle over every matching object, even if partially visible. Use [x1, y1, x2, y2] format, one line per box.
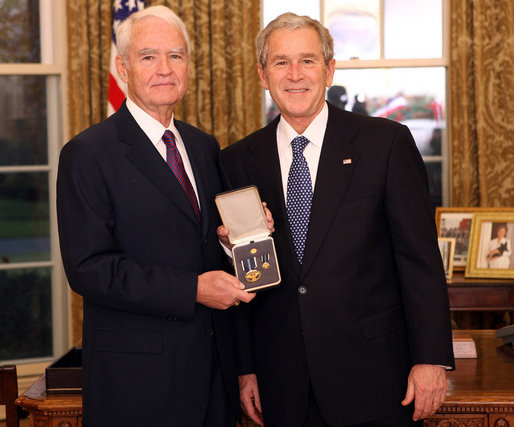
[438, 237, 456, 282]
[465, 211, 514, 279]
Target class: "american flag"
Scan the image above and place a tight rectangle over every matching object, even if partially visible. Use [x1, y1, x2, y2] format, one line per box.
[108, 0, 146, 116]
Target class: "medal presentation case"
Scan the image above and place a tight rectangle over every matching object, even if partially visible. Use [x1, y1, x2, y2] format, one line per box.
[215, 185, 281, 292]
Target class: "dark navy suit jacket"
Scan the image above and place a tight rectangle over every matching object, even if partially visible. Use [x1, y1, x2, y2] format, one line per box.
[221, 103, 454, 426]
[57, 102, 238, 426]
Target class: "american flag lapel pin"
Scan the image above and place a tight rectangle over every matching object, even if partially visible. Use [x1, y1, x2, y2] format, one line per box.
[342, 158, 352, 165]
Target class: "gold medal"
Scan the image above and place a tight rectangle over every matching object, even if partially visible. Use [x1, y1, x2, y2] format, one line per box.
[245, 269, 262, 282]
[262, 262, 270, 269]
[241, 256, 260, 282]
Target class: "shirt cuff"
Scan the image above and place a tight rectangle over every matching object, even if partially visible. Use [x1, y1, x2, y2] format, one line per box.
[220, 239, 233, 260]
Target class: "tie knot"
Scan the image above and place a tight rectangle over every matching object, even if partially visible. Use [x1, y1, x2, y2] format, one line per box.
[291, 136, 310, 155]
[162, 130, 176, 147]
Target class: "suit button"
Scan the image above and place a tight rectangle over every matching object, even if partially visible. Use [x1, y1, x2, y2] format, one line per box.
[205, 328, 214, 336]
[298, 285, 307, 295]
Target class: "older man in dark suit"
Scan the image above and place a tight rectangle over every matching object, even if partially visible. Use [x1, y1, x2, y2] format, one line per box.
[220, 12, 454, 427]
[56, 6, 256, 426]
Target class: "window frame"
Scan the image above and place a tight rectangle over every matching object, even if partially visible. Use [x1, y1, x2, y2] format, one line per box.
[261, 0, 450, 206]
[326, 0, 450, 205]
[0, 0, 70, 384]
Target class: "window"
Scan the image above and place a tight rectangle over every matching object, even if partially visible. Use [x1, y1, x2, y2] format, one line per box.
[0, 0, 68, 368]
[262, 0, 449, 207]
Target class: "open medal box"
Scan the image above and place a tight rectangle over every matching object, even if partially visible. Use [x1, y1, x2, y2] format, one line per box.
[215, 185, 281, 292]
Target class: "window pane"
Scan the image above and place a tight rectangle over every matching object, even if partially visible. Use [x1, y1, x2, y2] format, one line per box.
[0, 172, 50, 263]
[331, 67, 445, 207]
[324, 0, 380, 60]
[0, 75, 48, 165]
[0, 268, 52, 360]
[0, 0, 41, 63]
[331, 67, 445, 156]
[384, 0, 442, 58]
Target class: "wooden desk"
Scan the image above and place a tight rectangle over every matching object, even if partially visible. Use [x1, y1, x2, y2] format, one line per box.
[424, 329, 514, 426]
[15, 374, 82, 427]
[448, 272, 514, 311]
[16, 330, 514, 427]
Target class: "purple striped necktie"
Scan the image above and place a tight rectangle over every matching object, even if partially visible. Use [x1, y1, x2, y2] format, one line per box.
[162, 130, 201, 223]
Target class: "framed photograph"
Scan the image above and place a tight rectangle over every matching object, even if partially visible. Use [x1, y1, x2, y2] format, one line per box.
[435, 208, 475, 271]
[438, 237, 456, 282]
[435, 207, 513, 271]
[465, 211, 514, 279]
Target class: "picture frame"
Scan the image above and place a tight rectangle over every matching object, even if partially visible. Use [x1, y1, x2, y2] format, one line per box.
[438, 237, 456, 282]
[465, 211, 514, 279]
[435, 207, 513, 271]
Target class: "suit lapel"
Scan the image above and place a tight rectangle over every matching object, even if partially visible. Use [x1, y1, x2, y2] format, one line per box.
[244, 120, 301, 276]
[300, 106, 362, 276]
[115, 105, 201, 228]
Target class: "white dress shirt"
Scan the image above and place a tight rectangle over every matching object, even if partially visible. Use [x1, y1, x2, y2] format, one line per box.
[277, 102, 329, 202]
[126, 97, 200, 207]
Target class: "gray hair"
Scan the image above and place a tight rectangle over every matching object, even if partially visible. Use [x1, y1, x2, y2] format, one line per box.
[256, 12, 334, 68]
[115, 5, 191, 59]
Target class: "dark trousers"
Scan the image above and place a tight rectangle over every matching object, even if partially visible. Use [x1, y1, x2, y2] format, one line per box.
[351, 413, 422, 427]
[202, 343, 236, 427]
[301, 384, 422, 427]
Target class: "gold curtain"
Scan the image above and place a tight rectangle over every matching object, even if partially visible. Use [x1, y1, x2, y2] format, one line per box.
[67, 2, 112, 138]
[449, 0, 514, 206]
[66, 0, 262, 342]
[152, 0, 262, 147]
[67, 0, 261, 145]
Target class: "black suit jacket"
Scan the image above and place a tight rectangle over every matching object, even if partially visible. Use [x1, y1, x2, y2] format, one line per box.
[57, 103, 237, 426]
[221, 103, 454, 426]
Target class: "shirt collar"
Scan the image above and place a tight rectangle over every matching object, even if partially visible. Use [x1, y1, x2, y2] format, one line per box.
[126, 97, 177, 147]
[277, 102, 329, 155]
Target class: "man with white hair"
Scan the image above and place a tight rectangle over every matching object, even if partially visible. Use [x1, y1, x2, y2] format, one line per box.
[57, 6, 255, 426]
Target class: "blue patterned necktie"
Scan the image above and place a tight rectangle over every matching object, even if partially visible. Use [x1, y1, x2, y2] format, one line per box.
[287, 136, 313, 263]
[162, 130, 201, 223]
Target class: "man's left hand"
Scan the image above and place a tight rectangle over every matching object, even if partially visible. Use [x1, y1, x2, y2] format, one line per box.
[401, 364, 447, 421]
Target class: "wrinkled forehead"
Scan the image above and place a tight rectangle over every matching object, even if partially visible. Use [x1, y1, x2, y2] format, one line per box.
[266, 28, 324, 59]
